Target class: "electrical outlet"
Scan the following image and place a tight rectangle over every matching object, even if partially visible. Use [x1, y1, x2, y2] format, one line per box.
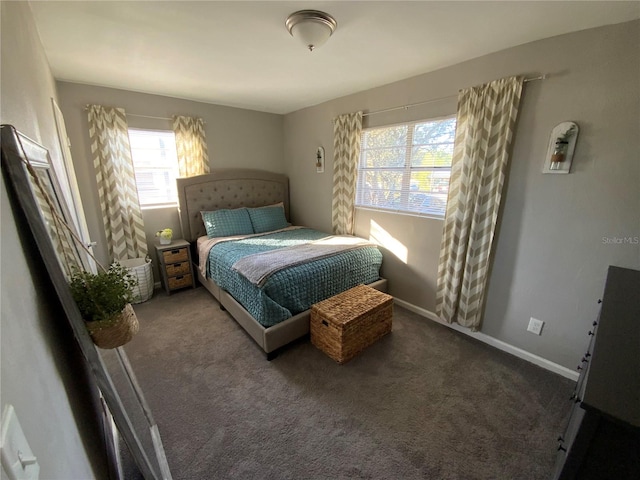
[527, 317, 544, 335]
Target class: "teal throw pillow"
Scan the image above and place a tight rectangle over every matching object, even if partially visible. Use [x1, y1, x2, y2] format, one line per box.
[248, 203, 289, 234]
[201, 208, 254, 238]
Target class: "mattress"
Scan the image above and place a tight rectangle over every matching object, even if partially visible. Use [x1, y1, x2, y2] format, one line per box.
[206, 228, 383, 327]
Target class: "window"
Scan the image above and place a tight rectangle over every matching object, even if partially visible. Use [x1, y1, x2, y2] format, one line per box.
[128, 129, 179, 207]
[356, 116, 456, 218]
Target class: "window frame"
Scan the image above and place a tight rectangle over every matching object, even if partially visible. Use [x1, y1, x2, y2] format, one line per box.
[128, 128, 180, 209]
[355, 114, 456, 219]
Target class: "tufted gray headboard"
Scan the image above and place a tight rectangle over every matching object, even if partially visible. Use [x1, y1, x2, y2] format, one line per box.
[176, 169, 290, 242]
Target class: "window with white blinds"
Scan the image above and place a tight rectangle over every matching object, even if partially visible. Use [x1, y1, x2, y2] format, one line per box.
[356, 116, 456, 218]
[128, 129, 179, 207]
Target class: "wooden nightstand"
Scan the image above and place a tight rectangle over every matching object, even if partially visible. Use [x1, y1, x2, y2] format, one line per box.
[154, 239, 195, 295]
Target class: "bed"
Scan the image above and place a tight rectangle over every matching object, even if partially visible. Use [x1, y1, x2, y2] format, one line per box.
[176, 169, 387, 358]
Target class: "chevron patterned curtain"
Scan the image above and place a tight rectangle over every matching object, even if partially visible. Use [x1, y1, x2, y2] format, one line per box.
[436, 76, 524, 330]
[172, 115, 210, 177]
[88, 105, 147, 262]
[33, 169, 82, 278]
[332, 111, 363, 235]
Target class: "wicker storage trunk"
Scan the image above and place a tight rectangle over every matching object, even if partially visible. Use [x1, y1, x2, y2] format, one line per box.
[311, 284, 393, 364]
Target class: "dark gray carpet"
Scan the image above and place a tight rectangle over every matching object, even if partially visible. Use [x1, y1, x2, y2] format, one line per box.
[125, 287, 574, 479]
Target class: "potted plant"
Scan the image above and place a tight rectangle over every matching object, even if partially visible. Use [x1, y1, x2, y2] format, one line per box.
[550, 124, 578, 170]
[156, 228, 173, 245]
[70, 263, 139, 349]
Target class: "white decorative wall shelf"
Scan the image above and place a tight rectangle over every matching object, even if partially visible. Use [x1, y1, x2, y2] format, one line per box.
[542, 121, 579, 174]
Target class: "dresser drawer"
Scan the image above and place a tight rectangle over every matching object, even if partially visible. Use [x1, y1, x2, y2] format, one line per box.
[166, 261, 190, 277]
[168, 274, 193, 291]
[163, 247, 188, 264]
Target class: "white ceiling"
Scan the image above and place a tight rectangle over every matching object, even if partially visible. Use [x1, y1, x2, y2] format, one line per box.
[30, 1, 640, 115]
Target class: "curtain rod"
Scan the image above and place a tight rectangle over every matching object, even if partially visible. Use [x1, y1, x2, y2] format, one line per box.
[126, 112, 173, 122]
[362, 74, 547, 118]
[126, 112, 207, 125]
[83, 106, 208, 123]
[83, 105, 173, 122]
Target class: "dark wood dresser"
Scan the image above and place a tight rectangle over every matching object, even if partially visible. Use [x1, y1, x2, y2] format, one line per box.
[554, 265, 640, 479]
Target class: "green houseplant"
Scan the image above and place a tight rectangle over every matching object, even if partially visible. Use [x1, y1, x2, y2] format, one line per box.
[70, 263, 140, 349]
[155, 228, 173, 245]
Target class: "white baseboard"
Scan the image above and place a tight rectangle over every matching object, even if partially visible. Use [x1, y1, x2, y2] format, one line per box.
[393, 298, 579, 382]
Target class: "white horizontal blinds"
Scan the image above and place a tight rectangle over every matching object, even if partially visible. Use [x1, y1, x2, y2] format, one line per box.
[357, 123, 408, 212]
[408, 117, 456, 216]
[128, 129, 180, 206]
[356, 116, 456, 217]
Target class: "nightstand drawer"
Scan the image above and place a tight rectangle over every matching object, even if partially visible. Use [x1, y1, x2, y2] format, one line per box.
[166, 261, 190, 277]
[163, 247, 188, 264]
[168, 274, 193, 290]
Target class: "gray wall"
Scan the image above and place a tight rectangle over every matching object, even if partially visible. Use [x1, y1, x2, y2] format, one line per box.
[0, 2, 106, 478]
[56, 82, 284, 278]
[283, 20, 640, 370]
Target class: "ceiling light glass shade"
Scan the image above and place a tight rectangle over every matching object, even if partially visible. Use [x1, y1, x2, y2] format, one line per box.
[286, 10, 337, 51]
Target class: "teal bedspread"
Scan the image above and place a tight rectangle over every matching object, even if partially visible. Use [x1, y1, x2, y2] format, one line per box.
[207, 228, 383, 327]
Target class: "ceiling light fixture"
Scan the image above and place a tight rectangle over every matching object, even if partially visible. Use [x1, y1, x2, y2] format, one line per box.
[286, 10, 337, 52]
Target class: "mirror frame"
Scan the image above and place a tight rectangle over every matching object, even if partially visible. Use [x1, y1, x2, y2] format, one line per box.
[1, 125, 169, 479]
